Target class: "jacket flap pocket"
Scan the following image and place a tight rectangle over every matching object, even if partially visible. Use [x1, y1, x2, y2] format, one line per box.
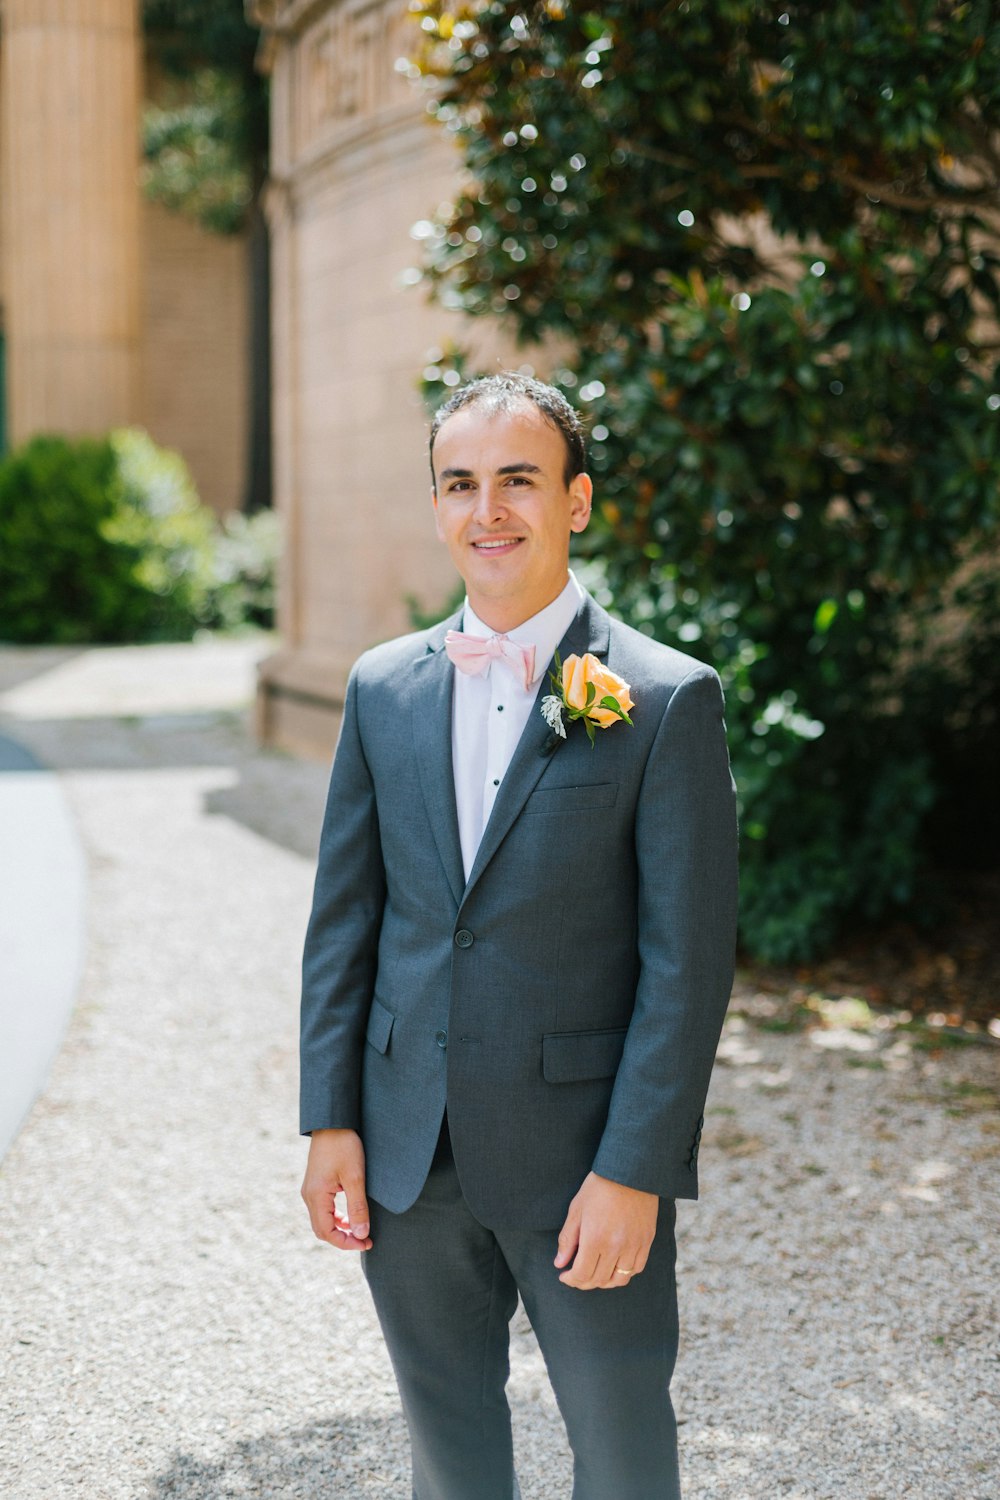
[365, 996, 395, 1055]
[524, 781, 618, 815]
[542, 1027, 627, 1083]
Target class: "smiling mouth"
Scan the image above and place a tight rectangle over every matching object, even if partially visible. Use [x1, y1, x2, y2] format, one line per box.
[472, 538, 523, 552]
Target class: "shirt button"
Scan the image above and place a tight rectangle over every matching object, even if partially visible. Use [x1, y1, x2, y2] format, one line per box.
[492, 778, 500, 787]
[455, 929, 474, 948]
[497, 704, 504, 712]
[435, 1030, 448, 1049]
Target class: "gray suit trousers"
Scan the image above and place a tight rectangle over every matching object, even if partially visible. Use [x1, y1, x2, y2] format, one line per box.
[362, 1120, 681, 1500]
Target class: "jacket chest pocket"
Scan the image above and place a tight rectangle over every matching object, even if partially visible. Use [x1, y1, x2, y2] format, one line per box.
[523, 782, 618, 815]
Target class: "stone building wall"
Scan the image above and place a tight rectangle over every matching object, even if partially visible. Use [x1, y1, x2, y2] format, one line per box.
[139, 199, 248, 515]
[254, 0, 499, 757]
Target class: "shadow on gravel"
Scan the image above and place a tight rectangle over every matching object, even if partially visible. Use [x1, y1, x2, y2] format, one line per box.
[0, 712, 256, 772]
[0, 647, 86, 696]
[0, 702, 332, 859]
[148, 1412, 412, 1499]
[203, 760, 328, 862]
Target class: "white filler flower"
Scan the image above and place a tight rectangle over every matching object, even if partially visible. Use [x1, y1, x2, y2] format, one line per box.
[540, 695, 567, 738]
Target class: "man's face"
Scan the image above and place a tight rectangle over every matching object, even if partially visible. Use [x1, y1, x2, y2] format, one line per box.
[432, 401, 592, 630]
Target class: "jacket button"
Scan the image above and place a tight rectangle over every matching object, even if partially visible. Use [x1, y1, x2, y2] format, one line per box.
[455, 929, 474, 948]
[435, 1030, 448, 1049]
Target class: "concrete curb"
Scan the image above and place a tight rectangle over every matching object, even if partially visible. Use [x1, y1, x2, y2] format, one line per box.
[0, 734, 86, 1160]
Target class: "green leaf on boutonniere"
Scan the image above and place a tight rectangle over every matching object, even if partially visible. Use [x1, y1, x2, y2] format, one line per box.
[599, 695, 634, 725]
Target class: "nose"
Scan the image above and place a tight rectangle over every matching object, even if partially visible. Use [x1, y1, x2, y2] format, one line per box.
[472, 481, 508, 525]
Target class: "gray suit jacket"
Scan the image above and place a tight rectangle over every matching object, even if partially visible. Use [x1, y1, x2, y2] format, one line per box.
[300, 590, 738, 1228]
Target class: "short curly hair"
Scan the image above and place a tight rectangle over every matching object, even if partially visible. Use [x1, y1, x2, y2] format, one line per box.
[429, 373, 587, 489]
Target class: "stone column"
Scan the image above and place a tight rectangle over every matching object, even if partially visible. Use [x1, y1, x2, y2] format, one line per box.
[1, 0, 142, 442]
[252, 0, 490, 758]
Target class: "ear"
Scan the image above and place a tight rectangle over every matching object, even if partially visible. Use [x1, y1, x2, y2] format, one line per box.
[431, 485, 444, 540]
[568, 472, 593, 535]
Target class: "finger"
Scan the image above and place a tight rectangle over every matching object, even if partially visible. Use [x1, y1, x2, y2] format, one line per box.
[305, 1193, 370, 1250]
[558, 1240, 602, 1288]
[319, 1223, 372, 1252]
[625, 1230, 655, 1279]
[344, 1182, 371, 1242]
[553, 1203, 581, 1269]
[302, 1185, 337, 1238]
[594, 1252, 628, 1290]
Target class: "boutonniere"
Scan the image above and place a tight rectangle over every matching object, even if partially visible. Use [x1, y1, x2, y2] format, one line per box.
[541, 651, 635, 747]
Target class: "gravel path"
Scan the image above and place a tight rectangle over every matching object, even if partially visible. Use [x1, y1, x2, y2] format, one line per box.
[1, 639, 997, 1500]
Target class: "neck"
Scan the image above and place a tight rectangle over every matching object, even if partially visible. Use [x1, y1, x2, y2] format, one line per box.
[467, 576, 569, 635]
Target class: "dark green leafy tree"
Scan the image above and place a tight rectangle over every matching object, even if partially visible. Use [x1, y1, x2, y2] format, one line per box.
[142, 0, 271, 511]
[411, 0, 1000, 960]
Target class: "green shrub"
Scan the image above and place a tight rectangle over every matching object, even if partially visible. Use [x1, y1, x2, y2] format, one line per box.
[204, 508, 281, 631]
[0, 428, 277, 644]
[0, 433, 147, 643]
[105, 426, 218, 637]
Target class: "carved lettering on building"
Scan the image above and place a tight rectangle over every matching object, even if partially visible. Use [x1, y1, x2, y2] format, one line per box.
[302, 2, 411, 146]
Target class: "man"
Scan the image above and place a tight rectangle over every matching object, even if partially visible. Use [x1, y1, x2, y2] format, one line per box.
[300, 373, 738, 1499]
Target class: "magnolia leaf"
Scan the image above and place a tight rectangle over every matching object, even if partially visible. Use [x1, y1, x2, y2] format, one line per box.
[814, 599, 839, 634]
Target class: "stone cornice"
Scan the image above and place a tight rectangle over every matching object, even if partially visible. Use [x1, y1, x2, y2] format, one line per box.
[269, 98, 438, 204]
[248, 0, 386, 39]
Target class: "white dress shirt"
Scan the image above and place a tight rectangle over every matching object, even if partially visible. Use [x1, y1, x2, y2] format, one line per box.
[451, 571, 584, 881]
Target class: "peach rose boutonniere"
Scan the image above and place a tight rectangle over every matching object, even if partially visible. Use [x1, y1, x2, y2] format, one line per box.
[541, 651, 634, 747]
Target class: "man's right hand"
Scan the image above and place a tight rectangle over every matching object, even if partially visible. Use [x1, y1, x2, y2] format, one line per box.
[301, 1128, 372, 1251]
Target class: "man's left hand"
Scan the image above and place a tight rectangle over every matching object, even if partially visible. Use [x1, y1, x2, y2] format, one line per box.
[554, 1172, 658, 1290]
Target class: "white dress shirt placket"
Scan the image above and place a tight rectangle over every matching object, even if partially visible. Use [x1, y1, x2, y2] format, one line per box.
[481, 661, 522, 835]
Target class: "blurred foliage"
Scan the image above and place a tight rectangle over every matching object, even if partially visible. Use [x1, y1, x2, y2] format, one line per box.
[409, 0, 1000, 960]
[142, 0, 267, 232]
[142, 70, 254, 234]
[0, 431, 278, 644]
[209, 508, 282, 631]
[407, 579, 467, 630]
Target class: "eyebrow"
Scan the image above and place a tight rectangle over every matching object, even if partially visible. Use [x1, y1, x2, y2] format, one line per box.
[438, 461, 543, 480]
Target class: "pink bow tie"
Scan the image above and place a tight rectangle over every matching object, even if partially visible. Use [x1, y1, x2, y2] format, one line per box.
[444, 630, 536, 690]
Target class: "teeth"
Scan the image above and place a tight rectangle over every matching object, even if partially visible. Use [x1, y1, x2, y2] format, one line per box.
[475, 539, 518, 549]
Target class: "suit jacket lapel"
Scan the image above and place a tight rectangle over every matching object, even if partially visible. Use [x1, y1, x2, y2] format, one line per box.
[411, 611, 465, 908]
[462, 592, 612, 903]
